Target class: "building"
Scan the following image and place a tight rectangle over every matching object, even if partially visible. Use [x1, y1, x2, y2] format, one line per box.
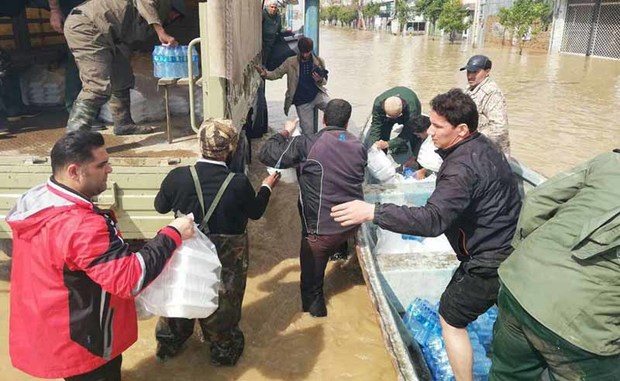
[549, 0, 620, 59]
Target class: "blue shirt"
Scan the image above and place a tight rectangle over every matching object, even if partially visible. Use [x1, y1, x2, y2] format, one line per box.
[293, 58, 319, 106]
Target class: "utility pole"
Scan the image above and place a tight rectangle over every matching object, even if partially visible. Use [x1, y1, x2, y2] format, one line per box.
[305, 0, 320, 132]
[471, 0, 481, 48]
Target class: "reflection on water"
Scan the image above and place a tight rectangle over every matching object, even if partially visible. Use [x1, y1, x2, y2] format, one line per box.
[268, 27, 620, 177]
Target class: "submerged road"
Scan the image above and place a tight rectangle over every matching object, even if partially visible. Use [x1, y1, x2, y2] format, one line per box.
[2, 26, 620, 380]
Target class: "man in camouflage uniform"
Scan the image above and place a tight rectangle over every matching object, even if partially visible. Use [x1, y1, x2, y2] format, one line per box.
[63, 0, 181, 135]
[153, 119, 279, 365]
[461, 55, 510, 155]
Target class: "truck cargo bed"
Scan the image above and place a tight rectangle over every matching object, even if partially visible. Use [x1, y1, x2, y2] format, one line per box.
[1, 114, 200, 240]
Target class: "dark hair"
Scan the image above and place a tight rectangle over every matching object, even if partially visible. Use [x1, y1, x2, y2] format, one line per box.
[406, 114, 431, 134]
[430, 88, 479, 132]
[298, 37, 314, 54]
[323, 99, 352, 128]
[51, 131, 105, 175]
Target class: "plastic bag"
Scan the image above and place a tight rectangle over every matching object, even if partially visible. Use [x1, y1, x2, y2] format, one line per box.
[417, 136, 443, 173]
[367, 145, 397, 183]
[136, 225, 222, 319]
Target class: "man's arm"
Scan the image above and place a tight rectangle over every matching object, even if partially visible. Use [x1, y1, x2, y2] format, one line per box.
[332, 163, 475, 237]
[154, 171, 176, 214]
[258, 121, 306, 168]
[479, 91, 509, 153]
[366, 103, 385, 146]
[513, 161, 587, 246]
[261, 58, 290, 80]
[48, 0, 64, 34]
[66, 214, 193, 298]
[135, 0, 177, 45]
[374, 164, 475, 236]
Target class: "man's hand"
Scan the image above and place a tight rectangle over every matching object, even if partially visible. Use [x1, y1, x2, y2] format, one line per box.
[312, 72, 322, 82]
[374, 140, 389, 150]
[158, 32, 177, 46]
[50, 9, 65, 34]
[262, 172, 281, 189]
[153, 24, 178, 46]
[284, 118, 299, 135]
[330, 200, 375, 227]
[414, 168, 427, 180]
[168, 215, 195, 240]
[255, 64, 267, 77]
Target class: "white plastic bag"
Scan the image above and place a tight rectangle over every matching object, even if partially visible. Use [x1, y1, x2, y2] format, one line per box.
[136, 226, 221, 319]
[367, 145, 397, 183]
[417, 136, 443, 173]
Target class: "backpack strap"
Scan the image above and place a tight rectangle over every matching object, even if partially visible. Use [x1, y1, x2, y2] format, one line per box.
[189, 165, 235, 234]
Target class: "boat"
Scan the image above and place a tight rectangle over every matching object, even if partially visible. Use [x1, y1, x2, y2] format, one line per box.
[355, 117, 547, 380]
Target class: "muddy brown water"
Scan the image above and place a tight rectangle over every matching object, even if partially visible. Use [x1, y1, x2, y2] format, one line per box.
[2, 27, 620, 380]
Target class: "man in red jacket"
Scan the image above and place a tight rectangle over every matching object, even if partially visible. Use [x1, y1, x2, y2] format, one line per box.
[6, 130, 194, 380]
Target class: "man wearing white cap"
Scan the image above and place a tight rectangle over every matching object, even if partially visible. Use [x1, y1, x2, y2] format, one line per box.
[461, 55, 510, 155]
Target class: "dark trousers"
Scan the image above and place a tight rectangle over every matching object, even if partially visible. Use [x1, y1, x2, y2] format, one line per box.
[299, 229, 356, 311]
[64, 355, 122, 381]
[490, 288, 620, 381]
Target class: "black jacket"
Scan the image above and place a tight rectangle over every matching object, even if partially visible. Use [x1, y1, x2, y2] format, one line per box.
[374, 132, 522, 275]
[155, 161, 271, 234]
[259, 127, 367, 236]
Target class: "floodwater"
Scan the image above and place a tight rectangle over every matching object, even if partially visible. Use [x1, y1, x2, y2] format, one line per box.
[267, 27, 620, 177]
[2, 26, 620, 381]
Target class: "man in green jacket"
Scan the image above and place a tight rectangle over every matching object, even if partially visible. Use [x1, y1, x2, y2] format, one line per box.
[366, 86, 422, 157]
[491, 149, 620, 381]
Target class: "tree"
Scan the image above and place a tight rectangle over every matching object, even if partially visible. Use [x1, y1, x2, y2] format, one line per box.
[415, 0, 447, 36]
[362, 2, 381, 30]
[498, 0, 552, 55]
[337, 5, 358, 28]
[394, 0, 414, 33]
[437, 0, 471, 43]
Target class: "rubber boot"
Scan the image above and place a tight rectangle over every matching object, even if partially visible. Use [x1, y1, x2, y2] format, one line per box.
[109, 90, 155, 135]
[308, 294, 327, 318]
[66, 98, 102, 132]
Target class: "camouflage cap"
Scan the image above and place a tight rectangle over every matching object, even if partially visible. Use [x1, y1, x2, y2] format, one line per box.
[198, 118, 239, 160]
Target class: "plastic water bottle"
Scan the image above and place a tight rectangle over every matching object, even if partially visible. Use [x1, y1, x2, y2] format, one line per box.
[178, 46, 187, 78]
[191, 46, 200, 77]
[402, 234, 424, 242]
[152, 45, 163, 78]
[161, 46, 171, 78]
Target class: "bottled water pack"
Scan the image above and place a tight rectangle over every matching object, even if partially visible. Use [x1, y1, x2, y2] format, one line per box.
[153, 45, 200, 79]
[403, 298, 497, 381]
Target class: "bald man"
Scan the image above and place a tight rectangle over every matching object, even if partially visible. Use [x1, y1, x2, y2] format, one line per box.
[366, 86, 421, 156]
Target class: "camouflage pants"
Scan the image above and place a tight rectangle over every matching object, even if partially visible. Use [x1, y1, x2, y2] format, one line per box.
[155, 233, 249, 366]
[64, 12, 134, 104]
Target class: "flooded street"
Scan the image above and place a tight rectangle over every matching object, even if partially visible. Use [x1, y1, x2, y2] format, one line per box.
[268, 27, 620, 177]
[2, 26, 620, 380]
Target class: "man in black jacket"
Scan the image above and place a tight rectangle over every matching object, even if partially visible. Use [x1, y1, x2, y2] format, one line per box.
[154, 119, 279, 366]
[331, 89, 521, 381]
[259, 99, 367, 317]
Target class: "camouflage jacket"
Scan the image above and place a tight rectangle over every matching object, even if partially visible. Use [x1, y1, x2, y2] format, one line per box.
[466, 77, 510, 155]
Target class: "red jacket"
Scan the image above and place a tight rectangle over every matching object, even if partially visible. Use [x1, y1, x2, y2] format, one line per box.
[6, 178, 181, 378]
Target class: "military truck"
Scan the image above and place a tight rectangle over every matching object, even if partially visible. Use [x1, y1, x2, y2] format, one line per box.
[0, 1, 264, 255]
